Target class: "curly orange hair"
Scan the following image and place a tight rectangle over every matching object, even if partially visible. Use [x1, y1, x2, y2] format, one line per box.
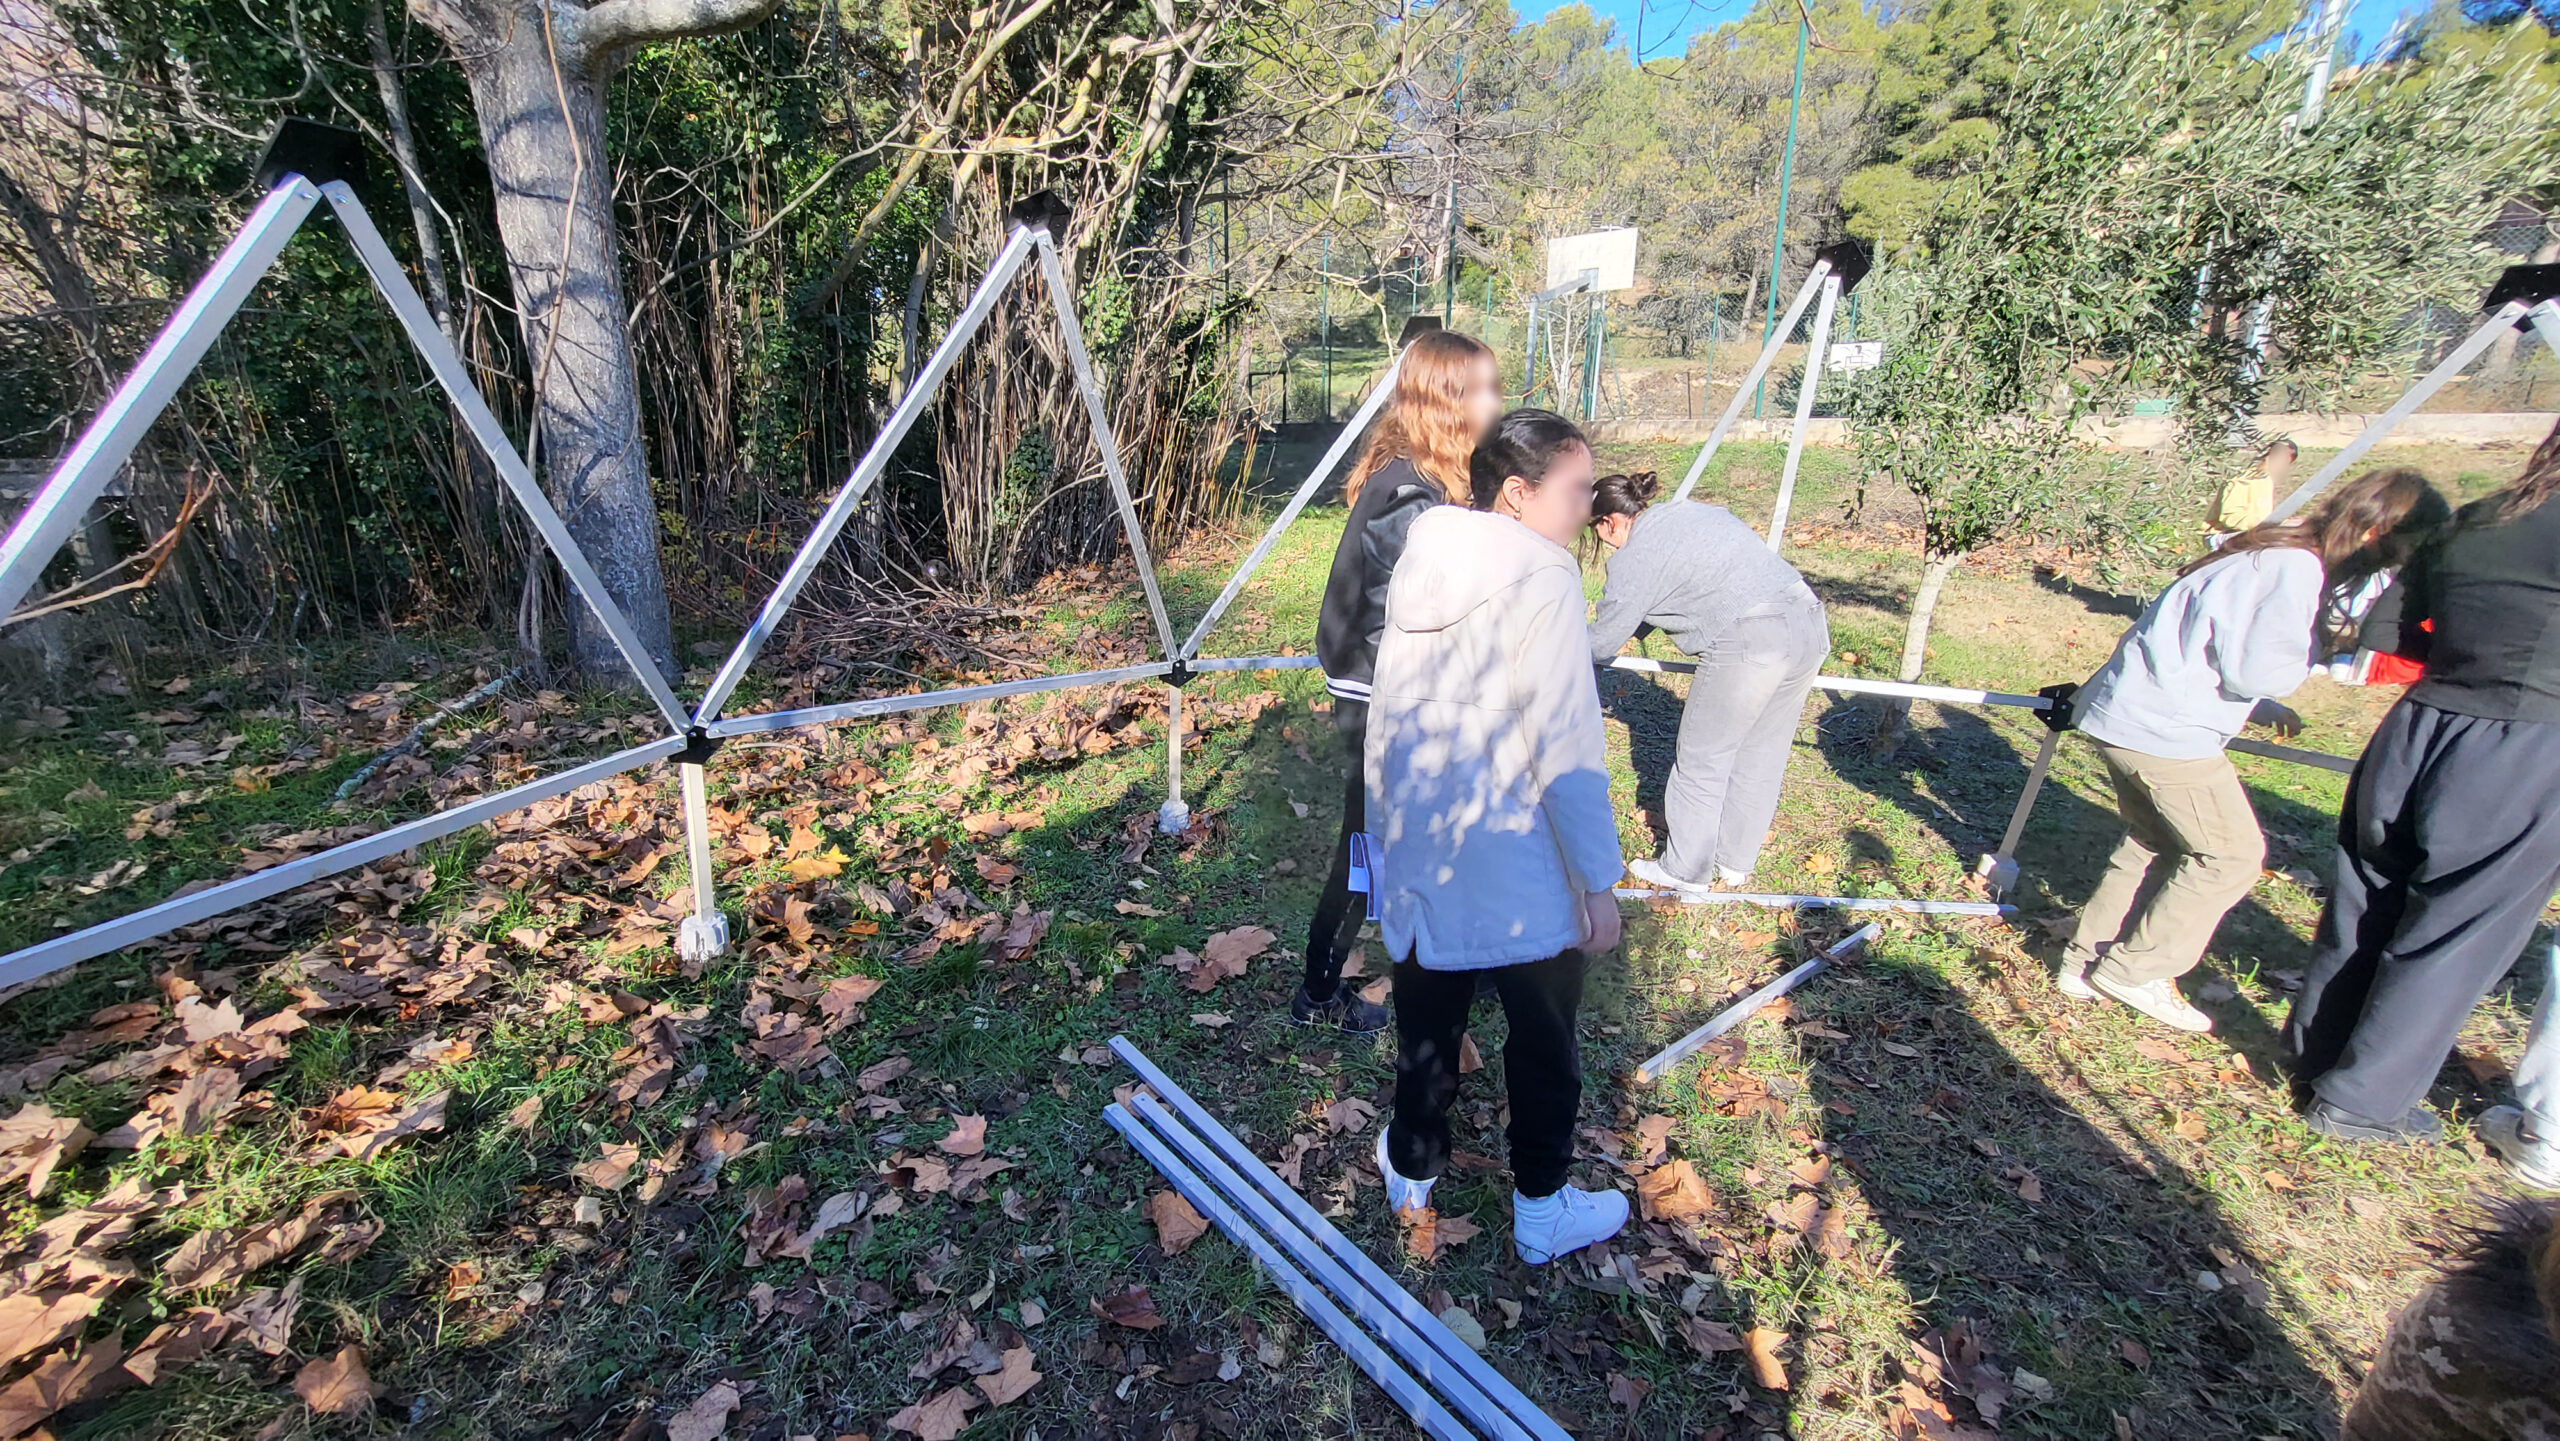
[1345, 329, 1494, 506]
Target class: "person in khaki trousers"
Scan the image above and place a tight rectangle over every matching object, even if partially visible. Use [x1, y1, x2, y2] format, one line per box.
[2058, 469, 2448, 1033]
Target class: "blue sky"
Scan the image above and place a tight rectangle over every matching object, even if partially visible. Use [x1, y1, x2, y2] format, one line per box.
[1532, 0, 2426, 63]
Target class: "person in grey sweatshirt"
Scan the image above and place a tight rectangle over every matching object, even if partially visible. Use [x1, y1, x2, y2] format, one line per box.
[2059, 467, 2446, 1036]
[1588, 473, 1828, 893]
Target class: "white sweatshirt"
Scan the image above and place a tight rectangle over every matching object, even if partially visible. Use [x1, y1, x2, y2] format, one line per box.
[2074, 547, 2323, 759]
[1365, 507, 1625, 970]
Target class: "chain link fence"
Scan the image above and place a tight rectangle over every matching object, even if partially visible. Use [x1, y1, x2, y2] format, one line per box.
[1236, 215, 2555, 432]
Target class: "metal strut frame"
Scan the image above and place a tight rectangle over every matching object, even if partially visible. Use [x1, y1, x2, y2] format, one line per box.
[2, 170, 2392, 1070]
[2266, 294, 2560, 524]
[1669, 260, 1829, 506]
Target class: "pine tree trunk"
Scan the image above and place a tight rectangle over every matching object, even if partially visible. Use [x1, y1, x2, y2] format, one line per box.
[1870, 550, 1961, 756]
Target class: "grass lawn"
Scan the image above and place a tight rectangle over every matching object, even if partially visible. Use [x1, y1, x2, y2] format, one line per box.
[0, 434, 2548, 1440]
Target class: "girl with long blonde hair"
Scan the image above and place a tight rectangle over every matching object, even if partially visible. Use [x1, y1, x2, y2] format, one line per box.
[1296, 328, 1502, 1030]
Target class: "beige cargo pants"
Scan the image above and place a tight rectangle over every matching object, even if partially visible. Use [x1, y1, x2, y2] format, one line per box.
[2064, 741, 2266, 987]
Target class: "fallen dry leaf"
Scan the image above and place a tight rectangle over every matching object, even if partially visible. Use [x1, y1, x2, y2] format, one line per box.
[1201, 925, 1275, 972]
[0, 1335, 130, 1435]
[938, 1115, 988, 1157]
[2173, 1111, 2208, 1142]
[1150, 1191, 1210, 1256]
[858, 1056, 912, 1092]
[1457, 1033, 1483, 1074]
[976, 1346, 1041, 1406]
[1635, 1160, 1715, 1224]
[1322, 1097, 1378, 1135]
[666, 1378, 743, 1441]
[0, 1290, 102, 1369]
[1745, 1327, 1791, 1390]
[294, 1345, 385, 1416]
[0, 1104, 93, 1198]
[820, 975, 883, 1030]
[123, 1308, 232, 1385]
[574, 1142, 642, 1192]
[776, 1190, 864, 1262]
[1608, 1371, 1652, 1412]
[886, 1385, 979, 1440]
[1090, 1285, 1165, 1330]
[1633, 1114, 1676, 1167]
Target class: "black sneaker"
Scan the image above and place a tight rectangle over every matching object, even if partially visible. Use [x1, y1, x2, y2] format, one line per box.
[2304, 1100, 2445, 1144]
[1291, 983, 1389, 1034]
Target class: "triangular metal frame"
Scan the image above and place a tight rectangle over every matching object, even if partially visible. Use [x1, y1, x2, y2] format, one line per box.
[0, 171, 697, 987]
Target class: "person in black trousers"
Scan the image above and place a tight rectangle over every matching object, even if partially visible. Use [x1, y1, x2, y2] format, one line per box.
[1296, 328, 1503, 1031]
[2288, 422, 2560, 1142]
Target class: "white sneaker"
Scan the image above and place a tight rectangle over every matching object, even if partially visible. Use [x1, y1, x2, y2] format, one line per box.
[1512, 1185, 1630, 1265]
[2088, 973, 2213, 1033]
[2055, 961, 2099, 999]
[1374, 1128, 1436, 1213]
[1628, 857, 1708, 894]
[1715, 866, 1753, 889]
[2478, 1106, 2560, 1189]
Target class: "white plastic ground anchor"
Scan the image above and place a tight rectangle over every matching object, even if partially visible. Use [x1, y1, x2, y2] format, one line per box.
[677, 911, 731, 965]
[1974, 851, 2020, 898]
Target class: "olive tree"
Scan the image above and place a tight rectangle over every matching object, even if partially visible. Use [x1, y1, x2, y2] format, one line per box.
[1844, 0, 2558, 742]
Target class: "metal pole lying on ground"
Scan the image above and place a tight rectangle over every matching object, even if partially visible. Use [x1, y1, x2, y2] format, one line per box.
[1618, 888, 2006, 918]
[1101, 1105, 1476, 1441]
[1109, 1037, 1572, 1441]
[1124, 1095, 1540, 1441]
[1636, 923, 1880, 1085]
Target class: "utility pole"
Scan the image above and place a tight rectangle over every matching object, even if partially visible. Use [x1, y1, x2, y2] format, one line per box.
[1757, 13, 1809, 419]
[2239, 0, 2349, 426]
[1318, 235, 1331, 423]
[1444, 54, 1465, 326]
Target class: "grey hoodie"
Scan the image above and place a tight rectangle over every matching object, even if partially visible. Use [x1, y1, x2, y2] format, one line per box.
[1365, 507, 1625, 970]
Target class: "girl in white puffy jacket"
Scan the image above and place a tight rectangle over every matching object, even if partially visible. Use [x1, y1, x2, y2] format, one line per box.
[1365, 408, 1631, 1266]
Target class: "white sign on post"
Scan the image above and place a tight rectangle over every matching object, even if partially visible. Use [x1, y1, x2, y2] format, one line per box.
[1544, 228, 1640, 293]
[1828, 339, 1883, 372]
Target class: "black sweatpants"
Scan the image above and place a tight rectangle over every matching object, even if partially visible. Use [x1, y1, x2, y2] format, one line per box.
[1301, 702, 1369, 1001]
[1389, 948, 1586, 1199]
[2286, 700, 2560, 1121]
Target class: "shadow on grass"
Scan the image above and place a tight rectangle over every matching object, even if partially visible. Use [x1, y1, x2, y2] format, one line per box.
[1796, 932, 2352, 1437]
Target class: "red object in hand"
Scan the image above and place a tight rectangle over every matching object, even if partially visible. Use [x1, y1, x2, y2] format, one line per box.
[2363, 617, 2431, 687]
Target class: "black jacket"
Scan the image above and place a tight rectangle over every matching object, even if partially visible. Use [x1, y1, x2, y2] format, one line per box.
[2362, 493, 2560, 723]
[1316, 458, 1448, 713]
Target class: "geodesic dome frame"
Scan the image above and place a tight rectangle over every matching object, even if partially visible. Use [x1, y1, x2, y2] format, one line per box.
[5, 122, 2551, 991]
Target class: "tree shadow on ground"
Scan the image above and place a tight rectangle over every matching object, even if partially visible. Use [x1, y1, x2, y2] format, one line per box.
[1792, 934, 2356, 1438]
[1809, 699, 2348, 1056]
[2031, 567, 2148, 620]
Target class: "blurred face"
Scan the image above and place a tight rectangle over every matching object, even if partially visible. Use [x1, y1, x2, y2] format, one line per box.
[2265, 446, 2297, 482]
[1593, 512, 1635, 551]
[1496, 442, 1596, 550]
[1463, 355, 1504, 438]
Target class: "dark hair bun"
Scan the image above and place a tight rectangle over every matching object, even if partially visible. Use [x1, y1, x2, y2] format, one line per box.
[1591, 470, 1660, 520]
[1468, 409, 1589, 510]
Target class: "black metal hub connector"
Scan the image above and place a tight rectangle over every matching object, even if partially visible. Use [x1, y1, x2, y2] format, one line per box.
[675, 727, 725, 766]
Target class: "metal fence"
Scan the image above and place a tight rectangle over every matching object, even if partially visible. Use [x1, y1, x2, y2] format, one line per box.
[1240, 215, 2557, 428]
